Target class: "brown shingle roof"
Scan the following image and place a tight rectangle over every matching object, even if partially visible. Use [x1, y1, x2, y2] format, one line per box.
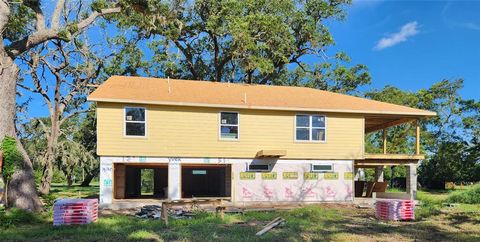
[87, 76, 436, 116]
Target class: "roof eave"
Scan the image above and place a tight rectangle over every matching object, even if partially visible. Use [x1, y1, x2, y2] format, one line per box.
[87, 97, 437, 117]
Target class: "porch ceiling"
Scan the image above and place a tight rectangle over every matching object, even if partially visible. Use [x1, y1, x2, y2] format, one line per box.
[365, 115, 417, 133]
[355, 153, 424, 167]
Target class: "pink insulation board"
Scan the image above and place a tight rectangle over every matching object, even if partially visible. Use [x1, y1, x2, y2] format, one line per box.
[375, 199, 415, 221]
[53, 199, 98, 226]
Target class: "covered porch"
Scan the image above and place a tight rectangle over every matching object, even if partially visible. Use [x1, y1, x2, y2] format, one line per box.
[355, 115, 426, 200]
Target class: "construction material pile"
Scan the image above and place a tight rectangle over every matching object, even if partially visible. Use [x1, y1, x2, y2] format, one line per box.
[135, 205, 197, 219]
[375, 199, 415, 221]
[53, 199, 98, 226]
[135, 205, 162, 219]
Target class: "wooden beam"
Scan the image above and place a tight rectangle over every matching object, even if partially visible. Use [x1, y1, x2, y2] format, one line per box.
[364, 153, 425, 160]
[383, 129, 387, 154]
[365, 118, 413, 133]
[416, 119, 420, 155]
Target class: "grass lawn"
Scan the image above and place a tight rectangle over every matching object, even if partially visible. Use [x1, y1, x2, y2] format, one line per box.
[1, 185, 479, 241]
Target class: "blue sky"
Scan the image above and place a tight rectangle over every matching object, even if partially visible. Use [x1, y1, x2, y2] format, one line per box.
[326, 0, 480, 99]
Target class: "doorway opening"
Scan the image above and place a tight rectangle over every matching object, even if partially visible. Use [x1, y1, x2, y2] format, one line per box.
[114, 163, 168, 199]
[181, 164, 231, 198]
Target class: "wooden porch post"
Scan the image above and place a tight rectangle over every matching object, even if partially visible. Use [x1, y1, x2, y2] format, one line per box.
[415, 120, 420, 155]
[382, 128, 387, 154]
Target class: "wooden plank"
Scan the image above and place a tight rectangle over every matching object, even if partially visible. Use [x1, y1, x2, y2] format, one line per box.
[114, 164, 126, 199]
[363, 153, 425, 160]
[161, 202, 169, 225]
[416, 120, 420, 155]
[256, 217, 285, 236]
[382, 129, 387, 154]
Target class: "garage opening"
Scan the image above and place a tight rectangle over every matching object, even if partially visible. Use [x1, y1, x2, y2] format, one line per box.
[181, 164, 231, 198]
[114, 164, 168, 199]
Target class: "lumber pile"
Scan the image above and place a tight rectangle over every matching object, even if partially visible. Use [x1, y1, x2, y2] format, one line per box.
[53, 199, 98, 226]
[375, 199, 414, 221]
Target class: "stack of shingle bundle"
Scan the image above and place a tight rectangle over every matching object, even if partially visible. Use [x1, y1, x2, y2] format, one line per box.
[375, 199, 414, 221]
[53, 199, 98, 226]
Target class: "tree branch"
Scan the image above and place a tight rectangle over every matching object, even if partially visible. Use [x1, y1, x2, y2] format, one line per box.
[24, 0, 46, 31]
[60, 109, 93, 125]
[51, 0, 66, 30]
[7, 7, 121, 57]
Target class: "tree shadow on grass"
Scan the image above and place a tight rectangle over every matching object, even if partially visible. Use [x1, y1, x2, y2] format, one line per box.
[2, 205, 479, 242]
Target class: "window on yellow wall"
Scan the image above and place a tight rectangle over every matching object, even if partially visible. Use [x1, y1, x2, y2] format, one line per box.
[295, 115, 326, 142]
[125, 107, 146, 137]
[220, 112, 239, 140]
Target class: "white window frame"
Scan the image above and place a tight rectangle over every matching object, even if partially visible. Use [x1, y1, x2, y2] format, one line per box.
[311, 163, 334, 173]
[124, 106, 147, 138]
[219, 111, 240, 141]
[294, 114, 327, 142]
[247, 163, 272, 172]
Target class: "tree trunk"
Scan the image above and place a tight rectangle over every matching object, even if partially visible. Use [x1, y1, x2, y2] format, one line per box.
[66, 175, 73, 187]
[0, 53, 43, 212]
[80, 168, 99, 187]
[39, 119, 59, 195]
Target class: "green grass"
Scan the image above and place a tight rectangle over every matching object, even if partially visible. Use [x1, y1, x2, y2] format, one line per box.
[41, 183, 99, 208]
[1, 184, 480, 241]
[446, 184, 480, 204]
[416, 185, 480, 219]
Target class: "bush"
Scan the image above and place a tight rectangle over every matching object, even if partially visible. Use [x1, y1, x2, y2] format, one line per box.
[446, 184, 480, 204]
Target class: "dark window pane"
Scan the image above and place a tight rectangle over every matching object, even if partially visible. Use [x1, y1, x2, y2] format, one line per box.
[313, 165, 332, 171]
[126, 123, 145, 136]
[296, 128, 309, 140]
[312, 128, 325, 141]
[249, 164, 270, 171]
[125, 107, 145, 121]
[221, 125, 238, 139]
[312, 115, 325, 128]
[192, 170, 207, 175]
[220, 112, 238, 125]
[296, 115, 309, 127]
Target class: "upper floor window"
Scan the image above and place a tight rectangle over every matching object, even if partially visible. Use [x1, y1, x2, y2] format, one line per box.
[220, 112, 239, 140]
[295, 115, 326, 142]
[125, 107, 146, 137]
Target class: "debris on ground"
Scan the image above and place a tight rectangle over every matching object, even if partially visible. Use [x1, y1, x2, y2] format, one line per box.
[255, 217, 285, 236]
[168, 207, 196, 219]
[356, 204, 371, 209]
[442, 203, 460, 208]
[135, 205, 199, 219]
[135, 205, 162, 219]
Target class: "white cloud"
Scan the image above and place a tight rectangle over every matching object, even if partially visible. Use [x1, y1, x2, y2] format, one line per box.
[374, 21, 419, 51]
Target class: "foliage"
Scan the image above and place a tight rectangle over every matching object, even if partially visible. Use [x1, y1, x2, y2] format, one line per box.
[56, 140, 97, 186]
[365, 79, 480, 188]
[22, 115, 98, 187]
[446, 184, 480, 204]
[140, 169, 154, 194]
[0, 208, 41, 229]
[107, 0, 370, 93]
[419, 140, 478, 188]
[1, 137, 22, 181]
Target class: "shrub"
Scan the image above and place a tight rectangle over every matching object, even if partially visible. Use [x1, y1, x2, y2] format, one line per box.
[446, 184, 480, 204]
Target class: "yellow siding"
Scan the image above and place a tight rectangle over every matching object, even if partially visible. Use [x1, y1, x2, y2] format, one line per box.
[97, 102, 365, 159]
